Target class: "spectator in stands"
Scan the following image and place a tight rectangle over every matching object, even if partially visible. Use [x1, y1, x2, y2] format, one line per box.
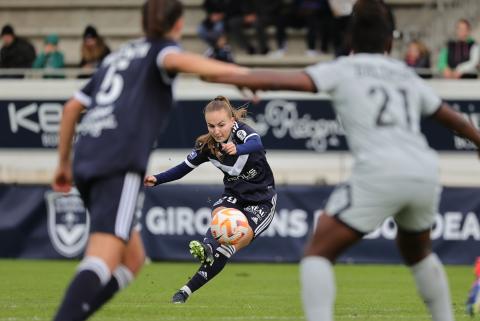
[270, 0, 330, 58]
[329, 0, 356, 57]
[438, 19, 480, 79]
[224, 0, 257, 55]
[198, 0, 234, 63]
[204, 34, 235, 63]
[32, 34, 65, 72]
[268, 0, 305, 58]
[0, 24, 36, 69]
[225, 0, 282, 55]
[198, 0, 228, 48]
[79, 25, 111, 69]
[404, 40, 431, 69]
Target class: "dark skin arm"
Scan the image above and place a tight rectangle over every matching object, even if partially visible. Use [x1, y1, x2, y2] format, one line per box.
[206, 70, 317, 93]
[210, 71, 480, 156]
[432, 103, 480, 156]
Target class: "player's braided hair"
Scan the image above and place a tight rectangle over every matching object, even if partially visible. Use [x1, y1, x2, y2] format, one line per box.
[196, 96, 248, 159]
[349, 0, 393, 54]
[142, 0, 183, 39]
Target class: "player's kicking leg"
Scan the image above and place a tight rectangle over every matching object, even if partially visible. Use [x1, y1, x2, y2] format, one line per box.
[171, 227, 237, 304]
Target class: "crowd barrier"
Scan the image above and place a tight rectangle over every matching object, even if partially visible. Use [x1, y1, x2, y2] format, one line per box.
[1, 80, 480, 152]
[1, 184, 479, 264]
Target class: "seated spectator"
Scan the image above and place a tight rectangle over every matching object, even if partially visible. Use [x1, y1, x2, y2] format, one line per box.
[269, 0, 305, 58]
[79, 25, 111, 69]
[33, 34, 65, 71]
[198, 0, 234, 63]
[225, 0, 256, 55]
[438, 19, 480, 79]
[198, 0, 228, 48]
[204, 34, 234, 63]
[0, 24, 36, 70]
[225, 0, 282, 55]
[405, 40, 431, 79]
[405, 40, 430, 68]
[272, 0, 332, 57]
[329, 0, 356, 57]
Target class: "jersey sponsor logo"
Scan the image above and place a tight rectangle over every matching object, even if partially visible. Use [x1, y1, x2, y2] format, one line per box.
[226, 168, 258, 181]
[78, 105, 118, 137]
[236, 129, 247, 141]
[45, 189, 90, 257]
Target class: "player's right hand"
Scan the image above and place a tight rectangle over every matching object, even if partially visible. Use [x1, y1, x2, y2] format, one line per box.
[144, 175, 157, 187]
[52, 164, 73, 193]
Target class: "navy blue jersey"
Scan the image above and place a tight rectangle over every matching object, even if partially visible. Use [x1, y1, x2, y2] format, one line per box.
[185, 121, 276, 203]
[72, 38, 180, 180]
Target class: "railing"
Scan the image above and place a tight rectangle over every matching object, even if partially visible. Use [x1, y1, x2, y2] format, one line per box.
[1, 67, 476, 80]
[0, 68, 95, 79]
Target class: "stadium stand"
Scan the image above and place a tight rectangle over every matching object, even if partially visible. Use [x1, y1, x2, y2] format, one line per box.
[0, 0, 478, 70]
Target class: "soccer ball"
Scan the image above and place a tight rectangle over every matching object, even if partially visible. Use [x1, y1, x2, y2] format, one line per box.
[210, 208, 251, 245]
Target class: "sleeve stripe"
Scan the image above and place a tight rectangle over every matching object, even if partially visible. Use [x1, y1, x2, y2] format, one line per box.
[244, 133, 259, 142]
[184, 159, 197, 169]
[73, 91, 91, 107]
[156, 46, 182, 69]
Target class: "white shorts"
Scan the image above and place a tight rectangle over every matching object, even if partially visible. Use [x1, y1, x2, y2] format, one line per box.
[325, 176, 441, 234]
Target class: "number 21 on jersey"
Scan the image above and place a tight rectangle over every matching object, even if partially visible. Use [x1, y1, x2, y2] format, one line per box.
[369, 85, 412, 130]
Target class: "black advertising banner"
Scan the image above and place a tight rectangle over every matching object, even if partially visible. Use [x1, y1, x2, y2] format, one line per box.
[1, 184, 479, 264]
[1, 99, 479, 151]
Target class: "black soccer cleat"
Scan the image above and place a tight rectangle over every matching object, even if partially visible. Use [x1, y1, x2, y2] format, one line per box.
[189, 240, 214, 265]
[172, 289, 189, 304]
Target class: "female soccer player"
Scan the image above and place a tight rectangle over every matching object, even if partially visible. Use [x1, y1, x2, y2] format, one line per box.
[205, 1, 480, 320]
[50, 1, 248, 320]
[144, 96, 276, 303]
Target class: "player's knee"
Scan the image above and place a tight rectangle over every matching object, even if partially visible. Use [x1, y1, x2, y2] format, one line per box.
[123, 247, 145, 276]
[303, 241, 336, 262]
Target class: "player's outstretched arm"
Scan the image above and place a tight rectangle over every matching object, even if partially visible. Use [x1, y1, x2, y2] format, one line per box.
[205, 70, 317, 93]
[433, 103, 480, 154]
[144, 162, 194, 187]
[52, 98, 85, 193]
[162, 51, 248, 78]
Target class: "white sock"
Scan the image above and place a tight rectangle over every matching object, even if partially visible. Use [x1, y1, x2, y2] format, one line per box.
[113, 265, 134, 290]
[410, 253, 454, 321]
[300, 256, 335, 321]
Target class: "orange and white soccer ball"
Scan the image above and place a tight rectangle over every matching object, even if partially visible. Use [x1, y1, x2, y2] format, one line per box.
[210, 208, 251, 245]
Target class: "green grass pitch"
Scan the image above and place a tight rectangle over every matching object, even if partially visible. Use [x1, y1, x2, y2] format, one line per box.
[0, 259, 475, 320]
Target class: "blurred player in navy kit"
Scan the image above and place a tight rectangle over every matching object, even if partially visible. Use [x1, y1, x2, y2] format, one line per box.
[144, 96, 276, 303]
[204, 0, 480, 320]
[50, 0, 248, 320]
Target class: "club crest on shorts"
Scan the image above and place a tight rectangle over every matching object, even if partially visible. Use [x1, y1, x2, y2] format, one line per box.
[45, 188, 90, 258]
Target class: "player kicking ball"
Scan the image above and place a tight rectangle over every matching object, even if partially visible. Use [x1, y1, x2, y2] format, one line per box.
[144, 96, 277, 303]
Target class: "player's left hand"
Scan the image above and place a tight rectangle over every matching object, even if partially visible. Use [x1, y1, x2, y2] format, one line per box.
[222, 142, 237, 155]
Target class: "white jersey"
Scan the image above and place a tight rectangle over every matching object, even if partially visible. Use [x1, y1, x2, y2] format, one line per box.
[305, 53, 441, 181]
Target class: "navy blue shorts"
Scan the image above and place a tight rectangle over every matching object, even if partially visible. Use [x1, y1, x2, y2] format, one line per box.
[212, 193, 277, 238]
[75, 172, 143, 242]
